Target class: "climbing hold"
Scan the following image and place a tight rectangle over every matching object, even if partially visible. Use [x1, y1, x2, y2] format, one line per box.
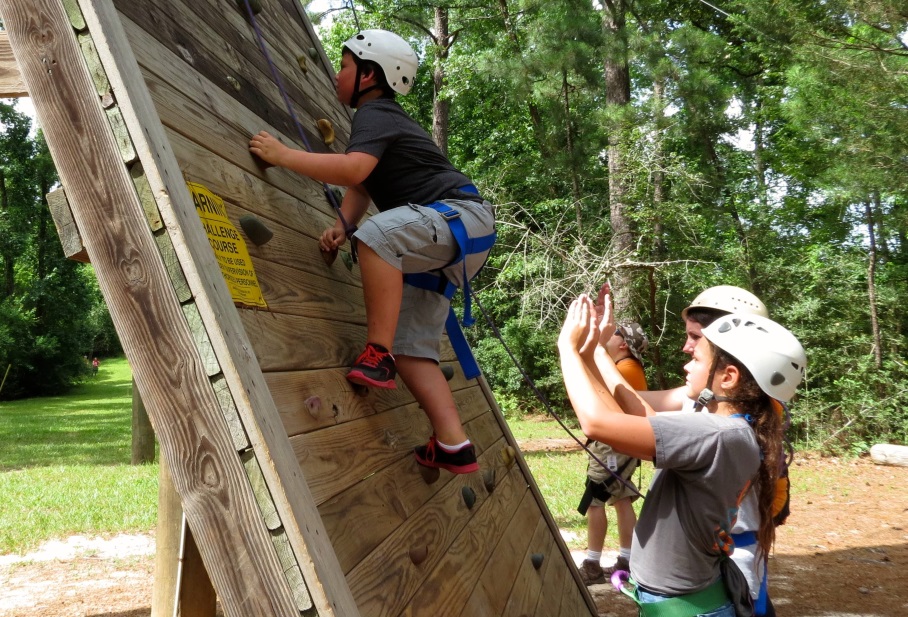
[317, 119, 335, 146]
[384, 429, 401, 449]
[297, 54, 308, 74]
[408, 545, 428, 566]
[239, 215, 274, 246]
[481, 468, 496, 493]
[237, 0, 262, 15]
[341, 251, 354, 271]
[418, 464, 440, 485]
[303, 396, 321, 419]
[308, 47, 319, 60]
[226, 75, 242, 92]
[351, 383, 369, 397]
[321, 249, 338, 267]
[440, 364, 455, 381]
[461, 486, 476, 509]
[326, 185, 344, 205]
[499, 445, 517, 469]
[531, 553, 544, 570]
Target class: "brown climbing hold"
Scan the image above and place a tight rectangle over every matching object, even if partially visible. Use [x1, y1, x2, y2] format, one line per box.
[409, 546, 428, 566]
[351, 383, 369, 397]
[500, 445, 517, 469]
[297, 54, 309, 74]
[226, 75, 241, 92]
[531, 553, 544, 570]
[461, 486, 476, 509]
[482, 468, 496, 493]
[418, 464, 440, 485]
[317, 118, 335, 146]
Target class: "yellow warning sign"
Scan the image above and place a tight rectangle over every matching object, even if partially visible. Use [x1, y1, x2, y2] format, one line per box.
[187, 182, 267, 308]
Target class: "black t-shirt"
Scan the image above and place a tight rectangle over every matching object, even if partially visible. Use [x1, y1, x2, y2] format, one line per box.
[346, 98, 473, 211]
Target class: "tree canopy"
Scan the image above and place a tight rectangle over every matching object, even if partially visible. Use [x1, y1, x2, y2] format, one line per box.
[311, 0, 908, 452]
[0, 101, 119, 399]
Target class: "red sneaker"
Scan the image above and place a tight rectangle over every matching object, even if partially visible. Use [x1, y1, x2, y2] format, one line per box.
[414, 435, 479, 474]
[346, 343, 397, 389]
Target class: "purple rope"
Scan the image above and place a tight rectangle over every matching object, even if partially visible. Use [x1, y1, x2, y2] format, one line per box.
[241, 0, 354, 236]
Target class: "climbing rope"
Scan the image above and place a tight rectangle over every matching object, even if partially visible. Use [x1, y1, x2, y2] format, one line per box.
[239, 0, 356, 244]
[472, 291, 645, 500]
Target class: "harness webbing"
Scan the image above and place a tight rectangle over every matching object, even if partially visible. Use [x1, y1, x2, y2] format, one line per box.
[402, 185, 496, 379]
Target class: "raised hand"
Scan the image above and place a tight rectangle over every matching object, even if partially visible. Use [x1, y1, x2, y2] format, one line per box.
[559, 295, 596, 354]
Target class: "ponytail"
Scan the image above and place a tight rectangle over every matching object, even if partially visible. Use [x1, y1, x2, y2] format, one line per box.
[712, 346, 782, 557]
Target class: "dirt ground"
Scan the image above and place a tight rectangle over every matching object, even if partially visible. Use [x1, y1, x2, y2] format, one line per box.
[0, 453, 905, 617]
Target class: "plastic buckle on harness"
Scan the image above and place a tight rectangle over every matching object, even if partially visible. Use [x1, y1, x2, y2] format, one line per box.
[437, 208, 461, 222]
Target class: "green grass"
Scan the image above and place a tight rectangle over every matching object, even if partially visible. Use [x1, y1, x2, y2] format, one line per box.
[507, 414, 654, 550]
[0, 356, 158, 554]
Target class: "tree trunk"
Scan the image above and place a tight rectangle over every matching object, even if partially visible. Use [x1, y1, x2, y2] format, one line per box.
[561, 68, 582, 226]
[432, 7, 450, 155]
[0, 167, 13, 298]
[865, 197, 882, 370]
[497, 0, 552, 169]
[651, 76, 667, 260]
[602, 0, 633, 316]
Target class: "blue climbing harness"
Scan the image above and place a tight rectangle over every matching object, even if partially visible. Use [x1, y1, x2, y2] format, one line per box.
[403, 185, 496, 379]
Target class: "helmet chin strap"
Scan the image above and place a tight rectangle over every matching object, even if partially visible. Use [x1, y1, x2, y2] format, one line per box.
[694, 387, 734, 411]
[693, 354, 727, 412]
[350, 62, 381, 108]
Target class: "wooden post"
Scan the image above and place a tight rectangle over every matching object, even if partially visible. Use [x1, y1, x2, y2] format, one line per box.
[152, 460, 181, 617]
[153, 459, 217, 617]
[131, 378, 155, 464]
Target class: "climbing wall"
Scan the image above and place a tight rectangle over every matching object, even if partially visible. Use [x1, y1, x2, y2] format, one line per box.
[0, 0, 597, 615]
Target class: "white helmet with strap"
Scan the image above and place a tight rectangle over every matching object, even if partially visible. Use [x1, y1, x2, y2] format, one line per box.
[702, 313, 806, 403]
[682, 285, 768, 320]
[343, 29, 418, 95]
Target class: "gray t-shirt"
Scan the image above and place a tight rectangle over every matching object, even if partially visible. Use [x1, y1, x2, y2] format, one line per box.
[630, 413, 760, 595]
[346, 98, 473, 211]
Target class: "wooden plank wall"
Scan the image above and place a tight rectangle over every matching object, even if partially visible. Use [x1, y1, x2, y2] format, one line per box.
[1, 0, 598, 615]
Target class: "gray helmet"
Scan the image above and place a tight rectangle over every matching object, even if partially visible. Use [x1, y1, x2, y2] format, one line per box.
[702, 313, 806, 403]
[681, 285, 768, 320]
[343, 29, 418, 95]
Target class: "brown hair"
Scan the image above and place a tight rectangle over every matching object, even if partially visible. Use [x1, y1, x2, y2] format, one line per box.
[712, 344, 782, 557]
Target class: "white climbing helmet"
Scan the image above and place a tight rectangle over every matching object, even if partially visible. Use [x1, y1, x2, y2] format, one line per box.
[343, 29, 418, 95]
[681, 285, 768, 320]
[702, 313, 806, 403]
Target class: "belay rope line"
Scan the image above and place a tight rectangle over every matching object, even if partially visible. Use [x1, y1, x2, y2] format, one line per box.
[472, 292, 645, 499]
[239, 0, 633, 491]
[239, 0, 356, 244]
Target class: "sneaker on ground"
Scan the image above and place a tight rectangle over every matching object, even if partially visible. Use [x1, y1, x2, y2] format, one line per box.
[414, 435, 479, 474]
[578, 558, 606, 586]
[602, 555, 630, 577]
[346, 343, 397, 389]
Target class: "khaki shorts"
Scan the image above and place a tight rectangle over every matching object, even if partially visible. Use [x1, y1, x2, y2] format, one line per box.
[353, 198, 495, 361]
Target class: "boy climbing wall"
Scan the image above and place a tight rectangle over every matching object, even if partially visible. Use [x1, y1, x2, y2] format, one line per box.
[249, 29, 495, 474]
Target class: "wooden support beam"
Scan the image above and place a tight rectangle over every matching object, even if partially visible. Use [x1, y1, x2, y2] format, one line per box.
[45, 188, 90, 263]
[1, 0, 358, 615]
[0, 31, 27, 97]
